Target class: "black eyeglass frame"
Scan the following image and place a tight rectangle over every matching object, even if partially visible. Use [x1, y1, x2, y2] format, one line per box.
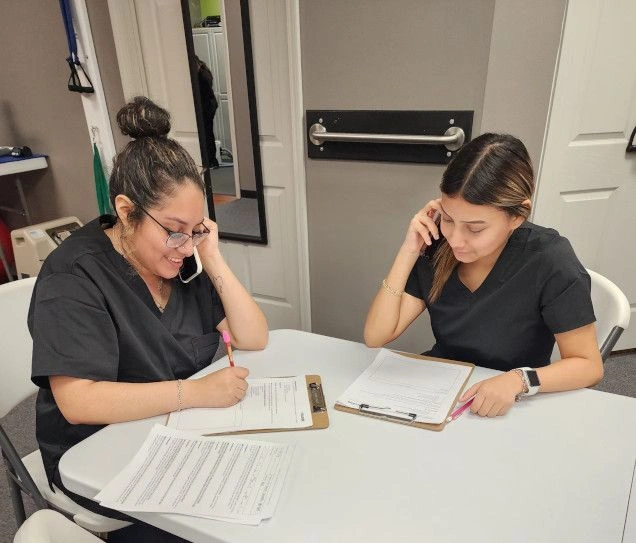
[135, 203, 210, 248]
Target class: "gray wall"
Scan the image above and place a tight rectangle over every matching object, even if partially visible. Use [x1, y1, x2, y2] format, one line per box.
[0, 0, 96, 230]
[481, 0, 566, 171]
[0, 0, 127, 239]
[300, 0, 565, 354]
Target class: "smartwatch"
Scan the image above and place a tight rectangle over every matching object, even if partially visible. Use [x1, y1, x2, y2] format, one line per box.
[519, 367, 541, 396]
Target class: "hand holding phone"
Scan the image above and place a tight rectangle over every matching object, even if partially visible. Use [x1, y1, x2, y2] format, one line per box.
[421, 208, 443, 257]
[179, 247, 203, 283]
[404, 200, 442, 255]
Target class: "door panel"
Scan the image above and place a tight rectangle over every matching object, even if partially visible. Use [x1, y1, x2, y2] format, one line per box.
[220, 0, 305, 330]
[534, 0, 636, 348]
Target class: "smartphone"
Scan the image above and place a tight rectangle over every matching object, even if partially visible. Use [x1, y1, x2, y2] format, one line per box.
[179, 247, 203, 283]
[422, 209, 443, 259]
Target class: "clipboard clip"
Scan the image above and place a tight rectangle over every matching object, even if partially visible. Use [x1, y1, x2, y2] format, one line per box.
[354, 403, 418, 424]
[308, 382, 327, 412]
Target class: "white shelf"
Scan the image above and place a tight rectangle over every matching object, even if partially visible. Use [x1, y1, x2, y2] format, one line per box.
[0, 156, 48, 176]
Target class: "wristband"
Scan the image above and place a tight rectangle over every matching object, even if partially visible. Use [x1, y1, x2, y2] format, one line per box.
[513, 367, 541, 401]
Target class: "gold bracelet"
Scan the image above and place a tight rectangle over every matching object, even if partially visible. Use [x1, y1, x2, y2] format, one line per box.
[176, 379, 183, 412]
[381, 278, 403, 297]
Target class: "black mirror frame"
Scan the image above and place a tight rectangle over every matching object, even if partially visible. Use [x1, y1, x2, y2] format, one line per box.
[181, 0, 268, 244]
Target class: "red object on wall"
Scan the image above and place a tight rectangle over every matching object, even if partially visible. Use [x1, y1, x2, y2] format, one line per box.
[0, 218, 15, 281]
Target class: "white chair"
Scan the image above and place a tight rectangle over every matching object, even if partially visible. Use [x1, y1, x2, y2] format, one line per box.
[587, 269, 631, 360]
[0, 277, 130, 534]
[14, 509, 103, 543]
[551, 269, 630, 362]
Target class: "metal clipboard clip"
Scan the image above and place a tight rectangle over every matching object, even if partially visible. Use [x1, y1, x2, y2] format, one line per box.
[350, 402, 418, 424]
[308, 381, 327, 413]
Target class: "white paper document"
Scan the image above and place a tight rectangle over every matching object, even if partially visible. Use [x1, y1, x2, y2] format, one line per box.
[167, 376, 312, 434]
[336, 349, 472, 424]
[95, 425, 295, 525]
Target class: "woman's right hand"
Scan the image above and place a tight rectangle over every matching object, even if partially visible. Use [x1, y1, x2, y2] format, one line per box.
[402, 198, 442, 254]
[192, 366, 250, 408]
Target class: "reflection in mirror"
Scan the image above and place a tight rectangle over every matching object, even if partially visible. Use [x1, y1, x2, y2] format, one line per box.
[182, 0, 267, 244]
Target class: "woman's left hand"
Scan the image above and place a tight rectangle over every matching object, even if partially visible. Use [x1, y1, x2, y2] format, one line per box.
[459, 371, 525, 417]
[196, 217, 220, 259]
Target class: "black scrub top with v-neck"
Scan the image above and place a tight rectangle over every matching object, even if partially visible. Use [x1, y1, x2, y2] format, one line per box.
[405, 221, 595, 371]
[28, 215, 225, 485]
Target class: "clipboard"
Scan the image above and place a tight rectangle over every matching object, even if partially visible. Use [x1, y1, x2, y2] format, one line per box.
[167, 375, 329, 436]
[334, 353, 474, 432]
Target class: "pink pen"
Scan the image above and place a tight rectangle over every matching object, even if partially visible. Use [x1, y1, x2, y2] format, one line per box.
[446, 397, 475, 423]
[221, 330, 235, 367]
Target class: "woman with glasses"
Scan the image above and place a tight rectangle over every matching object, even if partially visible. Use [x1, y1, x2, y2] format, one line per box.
[29, 97, 267, 542]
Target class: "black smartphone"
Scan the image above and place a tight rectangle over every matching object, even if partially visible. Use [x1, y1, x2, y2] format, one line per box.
[179, 247, 203, 283]
[422, 210, 443, 259]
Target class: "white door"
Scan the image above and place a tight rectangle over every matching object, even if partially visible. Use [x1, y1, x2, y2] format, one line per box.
[107, 0, 310, 331]
[533, 0, 636, 349]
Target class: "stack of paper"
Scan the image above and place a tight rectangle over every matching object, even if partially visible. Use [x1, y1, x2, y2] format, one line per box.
[167, 376, 312, 435]
[336, 349, 472, 425]
[95, 425, 295, 525]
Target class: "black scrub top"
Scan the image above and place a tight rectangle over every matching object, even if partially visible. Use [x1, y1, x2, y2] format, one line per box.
[28, 215, 225, 484]
[405, 221, 595, 371]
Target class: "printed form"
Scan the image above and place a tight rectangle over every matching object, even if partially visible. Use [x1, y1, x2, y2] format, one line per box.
[95, 425, 295, 525]
[336, 349, 472, 424]
[167, 376, 312, 434]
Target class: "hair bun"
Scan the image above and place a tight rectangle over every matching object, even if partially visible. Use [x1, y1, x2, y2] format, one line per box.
[117, 96, 171, 139]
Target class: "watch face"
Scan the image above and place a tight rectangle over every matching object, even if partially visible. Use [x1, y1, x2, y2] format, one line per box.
[527, 370, 541, 387]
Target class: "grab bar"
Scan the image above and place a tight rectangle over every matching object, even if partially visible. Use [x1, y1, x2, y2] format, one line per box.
[309, 124, 465, 151]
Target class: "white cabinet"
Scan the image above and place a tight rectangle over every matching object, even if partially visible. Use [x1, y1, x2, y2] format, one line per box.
[192, 26, 232, 161]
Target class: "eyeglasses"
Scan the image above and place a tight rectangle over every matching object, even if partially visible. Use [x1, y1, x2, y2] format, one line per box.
[135, 204, 210, 248]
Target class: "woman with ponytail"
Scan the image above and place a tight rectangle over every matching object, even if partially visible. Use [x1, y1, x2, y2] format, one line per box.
[365, 133, 602, 418]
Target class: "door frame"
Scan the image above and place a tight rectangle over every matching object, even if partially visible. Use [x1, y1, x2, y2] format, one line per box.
[68, 0, 118, 174]
[283, 0, 312, 330]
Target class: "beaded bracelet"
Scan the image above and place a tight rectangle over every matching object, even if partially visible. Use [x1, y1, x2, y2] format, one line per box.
[176, 379, 184, 412]
[382, 278, 404, 297]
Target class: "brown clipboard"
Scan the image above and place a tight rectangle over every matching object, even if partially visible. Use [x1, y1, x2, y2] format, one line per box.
[334, 353, 474, 432]
[168, 375, 329, 436]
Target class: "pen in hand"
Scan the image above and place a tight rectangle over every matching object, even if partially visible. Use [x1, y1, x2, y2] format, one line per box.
[221, 330, 235, 367]
[446, 397, 475, 423]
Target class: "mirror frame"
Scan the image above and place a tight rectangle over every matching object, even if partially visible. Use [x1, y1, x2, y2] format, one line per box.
[181, 0, 267, 244]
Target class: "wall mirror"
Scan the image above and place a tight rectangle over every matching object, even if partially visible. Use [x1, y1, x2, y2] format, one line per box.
[182, 0, 267, 244]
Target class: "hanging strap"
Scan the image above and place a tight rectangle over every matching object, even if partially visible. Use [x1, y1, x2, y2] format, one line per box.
[59, 0, 95, 93]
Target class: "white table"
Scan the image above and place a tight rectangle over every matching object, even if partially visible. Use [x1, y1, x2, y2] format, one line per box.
[60, 329, 636, 543]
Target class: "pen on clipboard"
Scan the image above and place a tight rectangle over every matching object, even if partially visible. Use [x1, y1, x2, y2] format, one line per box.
[221, 330, 235, 367]
[446, 397, 475, 423]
